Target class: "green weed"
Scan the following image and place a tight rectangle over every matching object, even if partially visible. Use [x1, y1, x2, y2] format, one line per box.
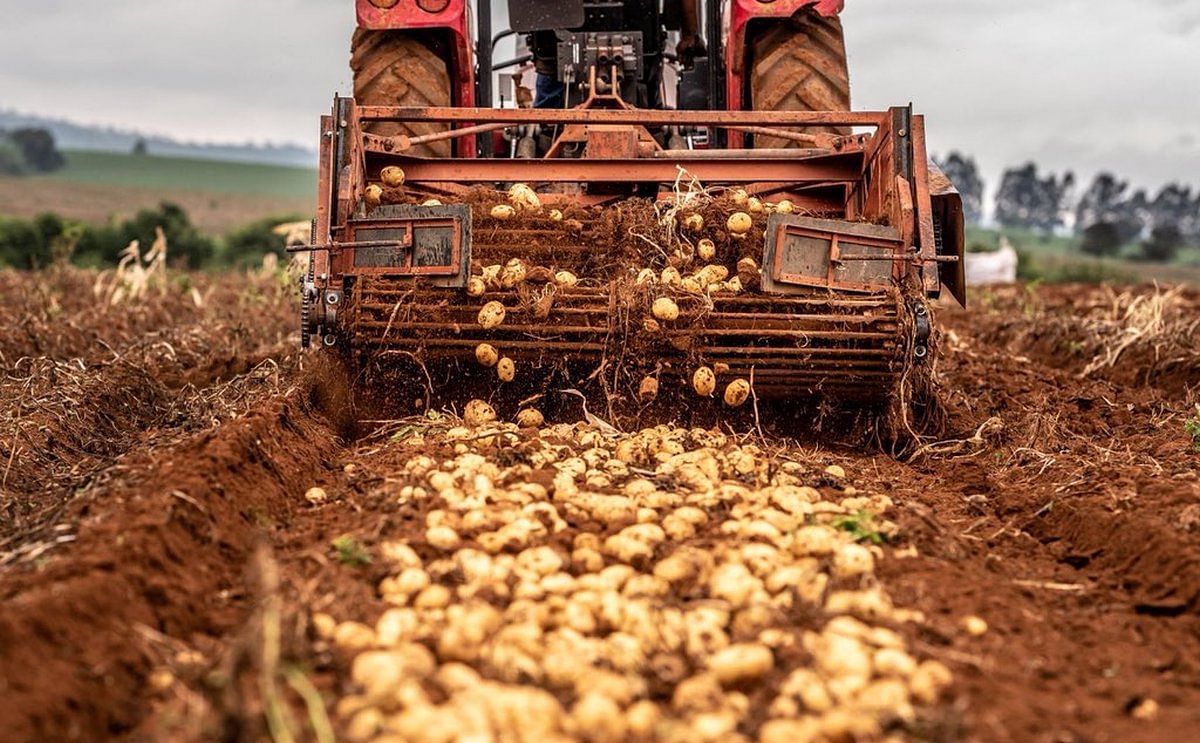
[332, 535, 372, 567]
[1185, 407, 1200, 451]
[832, 511, 889, 545]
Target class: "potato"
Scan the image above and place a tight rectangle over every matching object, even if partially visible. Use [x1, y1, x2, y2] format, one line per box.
[554, 270, 578, 288]
[909, 660, 953, 704]
[747, 197, 765, 214]
[683, 213, 705, 232]
[549, 208, 564, 221]
[636, 268, 657, 285]
[482, 264, 503, 288]
[475, 343, 499, 368]
[680, 277, 703, 294]
[708, 643, 774, 685]
[693, 367, 717, 397]
[775, 199, 794, 215]
[660, 266, 682, 287]
[466, 277, 486, 297]
[380, 166, 406, 188]
[364, 184, 383, 207]
[490, 204, 516, 221]
[463, 399, 497, 428]
[500, 259, 527, 289]
[497, 357, 516, 382]
[723, 379, 751, 407]
[305, 486, 328, 505]
[730, 188, 749, 206]
[727, 212, 753, 235]
[652, 297, 680, 321]
[516, 409, 545, 428]
[832, 543, 875, 578]
[477, 301, 506, 329]
[961, 615, 989, 636]
[508, 183, 541, 212]
[426, 525, 461, 551]
[697, 238, 716, 261]
[422, 199, 443, 206]
[639, 376, 659, 402]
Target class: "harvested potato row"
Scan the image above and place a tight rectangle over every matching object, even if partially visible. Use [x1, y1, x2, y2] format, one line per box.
[315, 419, 951, 743]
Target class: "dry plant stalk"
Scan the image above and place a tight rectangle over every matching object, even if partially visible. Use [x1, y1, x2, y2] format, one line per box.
[94, 227, 170, 306]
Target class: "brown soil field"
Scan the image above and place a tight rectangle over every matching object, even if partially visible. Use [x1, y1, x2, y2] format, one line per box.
[0, 271, 1197, 742]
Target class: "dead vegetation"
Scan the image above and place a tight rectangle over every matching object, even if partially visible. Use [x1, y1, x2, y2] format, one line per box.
[2, 273, 1199, 742]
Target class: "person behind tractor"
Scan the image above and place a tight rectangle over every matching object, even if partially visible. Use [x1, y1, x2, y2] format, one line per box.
[530, 0, 706, 109]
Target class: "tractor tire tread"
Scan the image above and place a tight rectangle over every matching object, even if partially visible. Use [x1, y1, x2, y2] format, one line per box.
[351, 29, 452, 157]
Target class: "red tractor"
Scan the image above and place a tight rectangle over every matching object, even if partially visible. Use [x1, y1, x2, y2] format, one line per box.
[350, 0, 852, 154]
[302, 1, 964, 410]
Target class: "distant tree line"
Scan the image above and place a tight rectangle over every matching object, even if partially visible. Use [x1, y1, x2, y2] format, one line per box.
[0, 127, 65, 175]
[0, 202, 305, 270]
[935, 152, 1199, 262]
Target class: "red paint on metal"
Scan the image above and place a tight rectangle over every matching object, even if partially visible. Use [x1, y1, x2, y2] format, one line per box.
[354, 0, 475, 111]
[725, 0, 844, 116]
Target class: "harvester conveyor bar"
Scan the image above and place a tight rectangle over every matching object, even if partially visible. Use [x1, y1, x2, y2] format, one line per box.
[357, 106, 890, 129]
[388, 156, 861, 184]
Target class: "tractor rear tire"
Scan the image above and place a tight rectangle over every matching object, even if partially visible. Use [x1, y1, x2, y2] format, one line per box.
[350, 29, 452, 157]
[749, 12, 851, 148]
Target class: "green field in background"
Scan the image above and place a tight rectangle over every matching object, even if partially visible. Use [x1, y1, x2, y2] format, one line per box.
[47, 150, 317, 199]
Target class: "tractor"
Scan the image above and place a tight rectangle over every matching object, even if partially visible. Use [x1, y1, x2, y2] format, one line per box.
[300, 0, 965, 412]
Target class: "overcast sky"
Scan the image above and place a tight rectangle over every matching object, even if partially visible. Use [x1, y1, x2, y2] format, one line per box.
[2, 0, 1198, 192]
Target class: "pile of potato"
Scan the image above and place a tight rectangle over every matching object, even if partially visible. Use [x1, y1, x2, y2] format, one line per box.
[314, 412, 951, 742]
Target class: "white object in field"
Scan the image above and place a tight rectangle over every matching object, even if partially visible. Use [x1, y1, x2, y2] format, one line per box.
[964, 238, 1018, 286]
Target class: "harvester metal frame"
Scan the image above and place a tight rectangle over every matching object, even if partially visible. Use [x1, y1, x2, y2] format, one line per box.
[312, 101, 957, 294]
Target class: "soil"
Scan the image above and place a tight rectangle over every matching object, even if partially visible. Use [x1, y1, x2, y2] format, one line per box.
[0, 274, 1197, 742]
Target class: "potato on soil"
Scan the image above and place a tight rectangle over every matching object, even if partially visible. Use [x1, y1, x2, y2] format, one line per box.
[549, 208, 564, 221]
[775, 199, 794, 214]
[748, 197, 765, 214]
[652, 297, 680, 322]
[422, 199, 442, 207]
[380, 166, 406, 188]
[475, 343, 499, 368]
[697, 238, 716, 261]
[500, 259, 527, 289]
[724, 379, 751, 407]
[463, 399, 497, 428]
[490, 204, 516, 221]
[728, 212, 753, 235]
[516, 409, 544, 428]
[639, 376, 659, 402]
[305, 487, 328, 505]
[693, 367, 717, 397]
[478, 301, 506, 329]
[508, 183, 541, 212]
[466, 277, 486, 297]
[554, 271, 578, 288]
[364, 184, 383, 207]
[497, 357, 515, 382]
[683, 213, 704, 232]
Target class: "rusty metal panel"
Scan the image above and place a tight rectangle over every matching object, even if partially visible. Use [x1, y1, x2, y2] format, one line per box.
[763, 215, 903, 294]
[584, 126, 641, 159]
[341, 204, 471, 288]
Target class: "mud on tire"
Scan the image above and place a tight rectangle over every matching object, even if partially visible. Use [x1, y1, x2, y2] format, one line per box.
[749, 11, 851, 147]
[350, 29, 452, 157]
